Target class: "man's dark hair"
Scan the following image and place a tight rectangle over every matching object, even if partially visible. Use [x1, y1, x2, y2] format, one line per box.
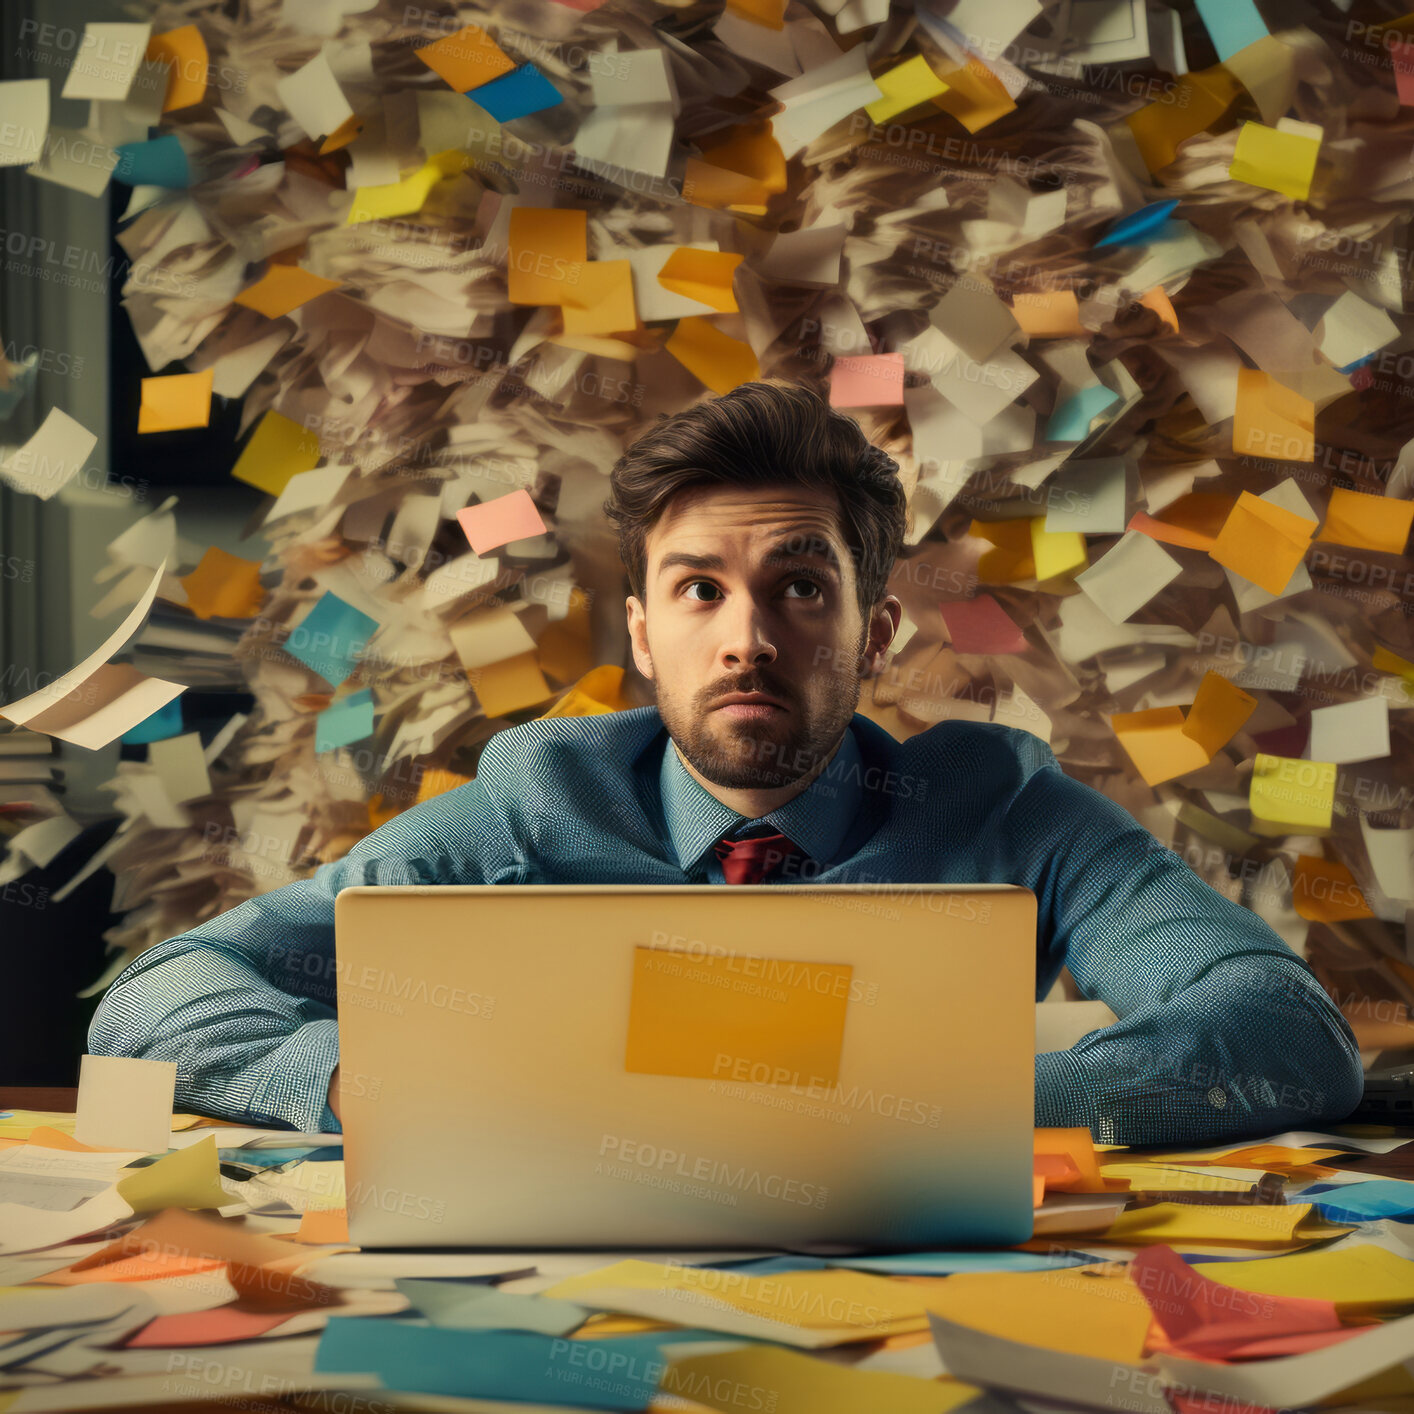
[604, 379, 907, 620]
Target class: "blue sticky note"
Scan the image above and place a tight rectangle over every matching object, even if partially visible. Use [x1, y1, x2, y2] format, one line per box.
[315, 1321, 727, 1408]
[1193, 0, 1268, 61]
[692, 1255, 834, 1275]
[1302, 1179, 1414, 1224]
[284, 593, 378, 688]
[114, 134, 190, 188]
[1095, 200, 1180, 248]
[839, 1249, 1096, 1275]
[121, 697, 184, 745]
[1045, 385, 1121, 443]
[470, 64, 562, 122]
[315, 689, 374, 754]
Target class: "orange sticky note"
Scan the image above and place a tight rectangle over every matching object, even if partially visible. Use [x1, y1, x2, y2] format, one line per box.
[1109, 707, 1210, 786]
[1208, 489, 1318, 595]
[417, 767, 474, 804]
[683, 159, 773, 212]
[1233, 369, 1315, 462]
[181, 547, 265, 621]
[655, 249, 744, 314]
[231, 410, 323, 498]
[537, 664, 631, 719]
[624, 945, 852, 1083]
[295, 1208, 350, 1245]
[1317, 486, 1414, 556]
[727, 0, 787, 27]
[1127, 511, 1214, 552]
[534, 592, 596, 685]
[146, 26, 208, 111]
[415, 23, 516, 92]
[1140, 286, 1179, 332]
[930, 57, 1015, 133]
[1292, 856, 1374, 923]
[1127, 68, 1241, 174]
[507, 207, 588, 306]
[1033, 1172, 1046, 1206]
[470, 650, 554, 718]
[138, 369, 213, 433]
[1180, 671, 1257, 758]
[457, 489, 547, 554]
[234, 266, 343, 319]
[25, 1126, 130, 1153]
[829, 354, 905, 407]
[1035, 1129, 1107, 1193]
[665, 317, 760, 395]
[684, 122, 786, 211]
[1011, 290, 1084, 337]
[560, 261, 638, 337]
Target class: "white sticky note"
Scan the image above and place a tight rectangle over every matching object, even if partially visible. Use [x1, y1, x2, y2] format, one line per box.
[60, 23, 152, 101]
[1308, 698, 1390, 766]
[1318, 291, 1399, 369]
[930, 277, 1020, 364]
[0, 78, 49, 167]
[1074, 530, 1183, 624]
[0, 406, 97, 500]
[1044, 458, 1128, 534]
[74, 1054, 177, 1153]
[148, 731, 213, 803]
[275, 50, 354, 142]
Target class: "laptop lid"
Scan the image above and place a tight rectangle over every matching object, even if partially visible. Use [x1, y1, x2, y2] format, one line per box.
[335, 883, 1036, 1250]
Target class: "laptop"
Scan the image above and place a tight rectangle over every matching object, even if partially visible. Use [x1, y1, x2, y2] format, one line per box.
[335, 883, 1037, 1250]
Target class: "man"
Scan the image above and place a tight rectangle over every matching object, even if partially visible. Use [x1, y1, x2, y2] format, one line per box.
[90, 380, 1364, 1143]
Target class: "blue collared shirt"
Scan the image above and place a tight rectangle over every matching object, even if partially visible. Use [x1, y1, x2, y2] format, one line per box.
[89, 706, 1363, 1141]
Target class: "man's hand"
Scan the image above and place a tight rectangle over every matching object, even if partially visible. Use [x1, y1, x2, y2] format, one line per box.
[328, 1064, 342, 1126]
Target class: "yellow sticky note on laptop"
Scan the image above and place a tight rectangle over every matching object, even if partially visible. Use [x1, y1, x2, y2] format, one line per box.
[625, 946, 851, 1084]
[1249, 752, 1336, 832]
[1229, 119, 1321, 199]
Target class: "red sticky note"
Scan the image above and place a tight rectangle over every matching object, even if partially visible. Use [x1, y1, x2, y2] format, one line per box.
[124, 1305, 297, 1347]
[1394, 38, 1414, 105]
[457, 490, 548, 555]
[828, 353, 905, 408]
[939, 594, 1027, 654]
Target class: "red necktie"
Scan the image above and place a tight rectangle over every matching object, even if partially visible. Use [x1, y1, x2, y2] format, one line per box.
[712, 831, 807, 885]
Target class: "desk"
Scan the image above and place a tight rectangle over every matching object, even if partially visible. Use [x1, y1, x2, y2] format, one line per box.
[4, 1094, 1414, 1411]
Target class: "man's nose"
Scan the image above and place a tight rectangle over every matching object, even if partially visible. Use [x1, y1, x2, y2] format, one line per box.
[719, 596, 777, 666]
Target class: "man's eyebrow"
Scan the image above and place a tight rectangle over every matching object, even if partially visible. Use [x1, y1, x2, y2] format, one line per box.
[655, 541, 843, 579]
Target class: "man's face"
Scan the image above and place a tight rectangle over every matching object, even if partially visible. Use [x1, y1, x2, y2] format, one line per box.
[625, 483, 899, 791]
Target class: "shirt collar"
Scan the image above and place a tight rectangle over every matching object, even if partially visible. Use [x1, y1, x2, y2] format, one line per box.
[658, 721, 864, 875]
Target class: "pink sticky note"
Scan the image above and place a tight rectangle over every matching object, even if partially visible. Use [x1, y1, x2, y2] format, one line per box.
[1394, 39, 1414, 105]
[828, 354, 905, 408]
[939, 594, 1028, 654]
[457, 490, 548, 555]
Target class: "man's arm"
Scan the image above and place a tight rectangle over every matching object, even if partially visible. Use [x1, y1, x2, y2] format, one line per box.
[88, 768, 528, 1131]
[1000, 745, 1365, 1145]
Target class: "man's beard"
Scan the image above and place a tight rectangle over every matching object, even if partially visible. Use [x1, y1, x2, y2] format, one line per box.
[655, 628, 868, 791]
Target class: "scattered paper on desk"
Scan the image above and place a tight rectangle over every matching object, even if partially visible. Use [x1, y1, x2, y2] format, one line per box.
[74, 1054, 176, 1153]
[625, 946, 851, 1082]
[395, 1279, 587, 1335]
[0, 406, 96, 500]
[1100, 1201, 1349, 1249]
[1192, 1243, 1414, 1315]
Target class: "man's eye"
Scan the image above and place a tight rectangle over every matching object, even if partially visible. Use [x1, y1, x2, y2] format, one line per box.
[683, 581, 720, 601]
[783, 577, 822, 599]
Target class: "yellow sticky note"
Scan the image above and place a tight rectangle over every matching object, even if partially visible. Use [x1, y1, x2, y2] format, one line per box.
[231, 410, 322, 498]
[295, 1208, 350, 1245]
[470, 651, 553, 719]
[922, 1270, 1152, 1362]
[1145, 1143, 1345, 1171]
[534, 592, 596, 686]
[560, 261, 638, 337]
[1180, 671, 1257, 758]
[507, 207, 589, 306]
[146, 26, 208, 111]
[1292, 854, 1374, 922]
[1249, 753, 1337, 832]
[1192, 1244, 1414, 1316]
[1232, 369, 1315, 463]
[180, 547, 265, 621]
[864, 54, 949, 124]
[1229, 119, 1321, 199]
[1098, 1201, 1346, 1249]
[930, 57, 1015, 133]
[138, 369, 213, 433]
[416, 767, 473, 804]
[345, 153, 461, 226]
[1029, 519, 1087, 580]
[1099, 1164, 1257, 1194]
[665, 317, 760, 395]
[537, 664, 630, 719]
[727, 0, 787, 27]
[234, 265, 342, 319]
[625, 946, 851, 1083]
[415, 23, 516, 92]
[683, 122, 786, 212]
[1127, 68, 1241, 173]
[1109, 707, 1209, 787]
[1209, 488, 1317, 593]
[1140, 286, 1180, 332]
[654, 248, 744, 314]
[1011, 290, 1084, 337]
[1318, 486, 1414, 555]
[662, 1344, 980, 1414]
[972, 519, 1035, 583]
[115, 1136, 229, 1214]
